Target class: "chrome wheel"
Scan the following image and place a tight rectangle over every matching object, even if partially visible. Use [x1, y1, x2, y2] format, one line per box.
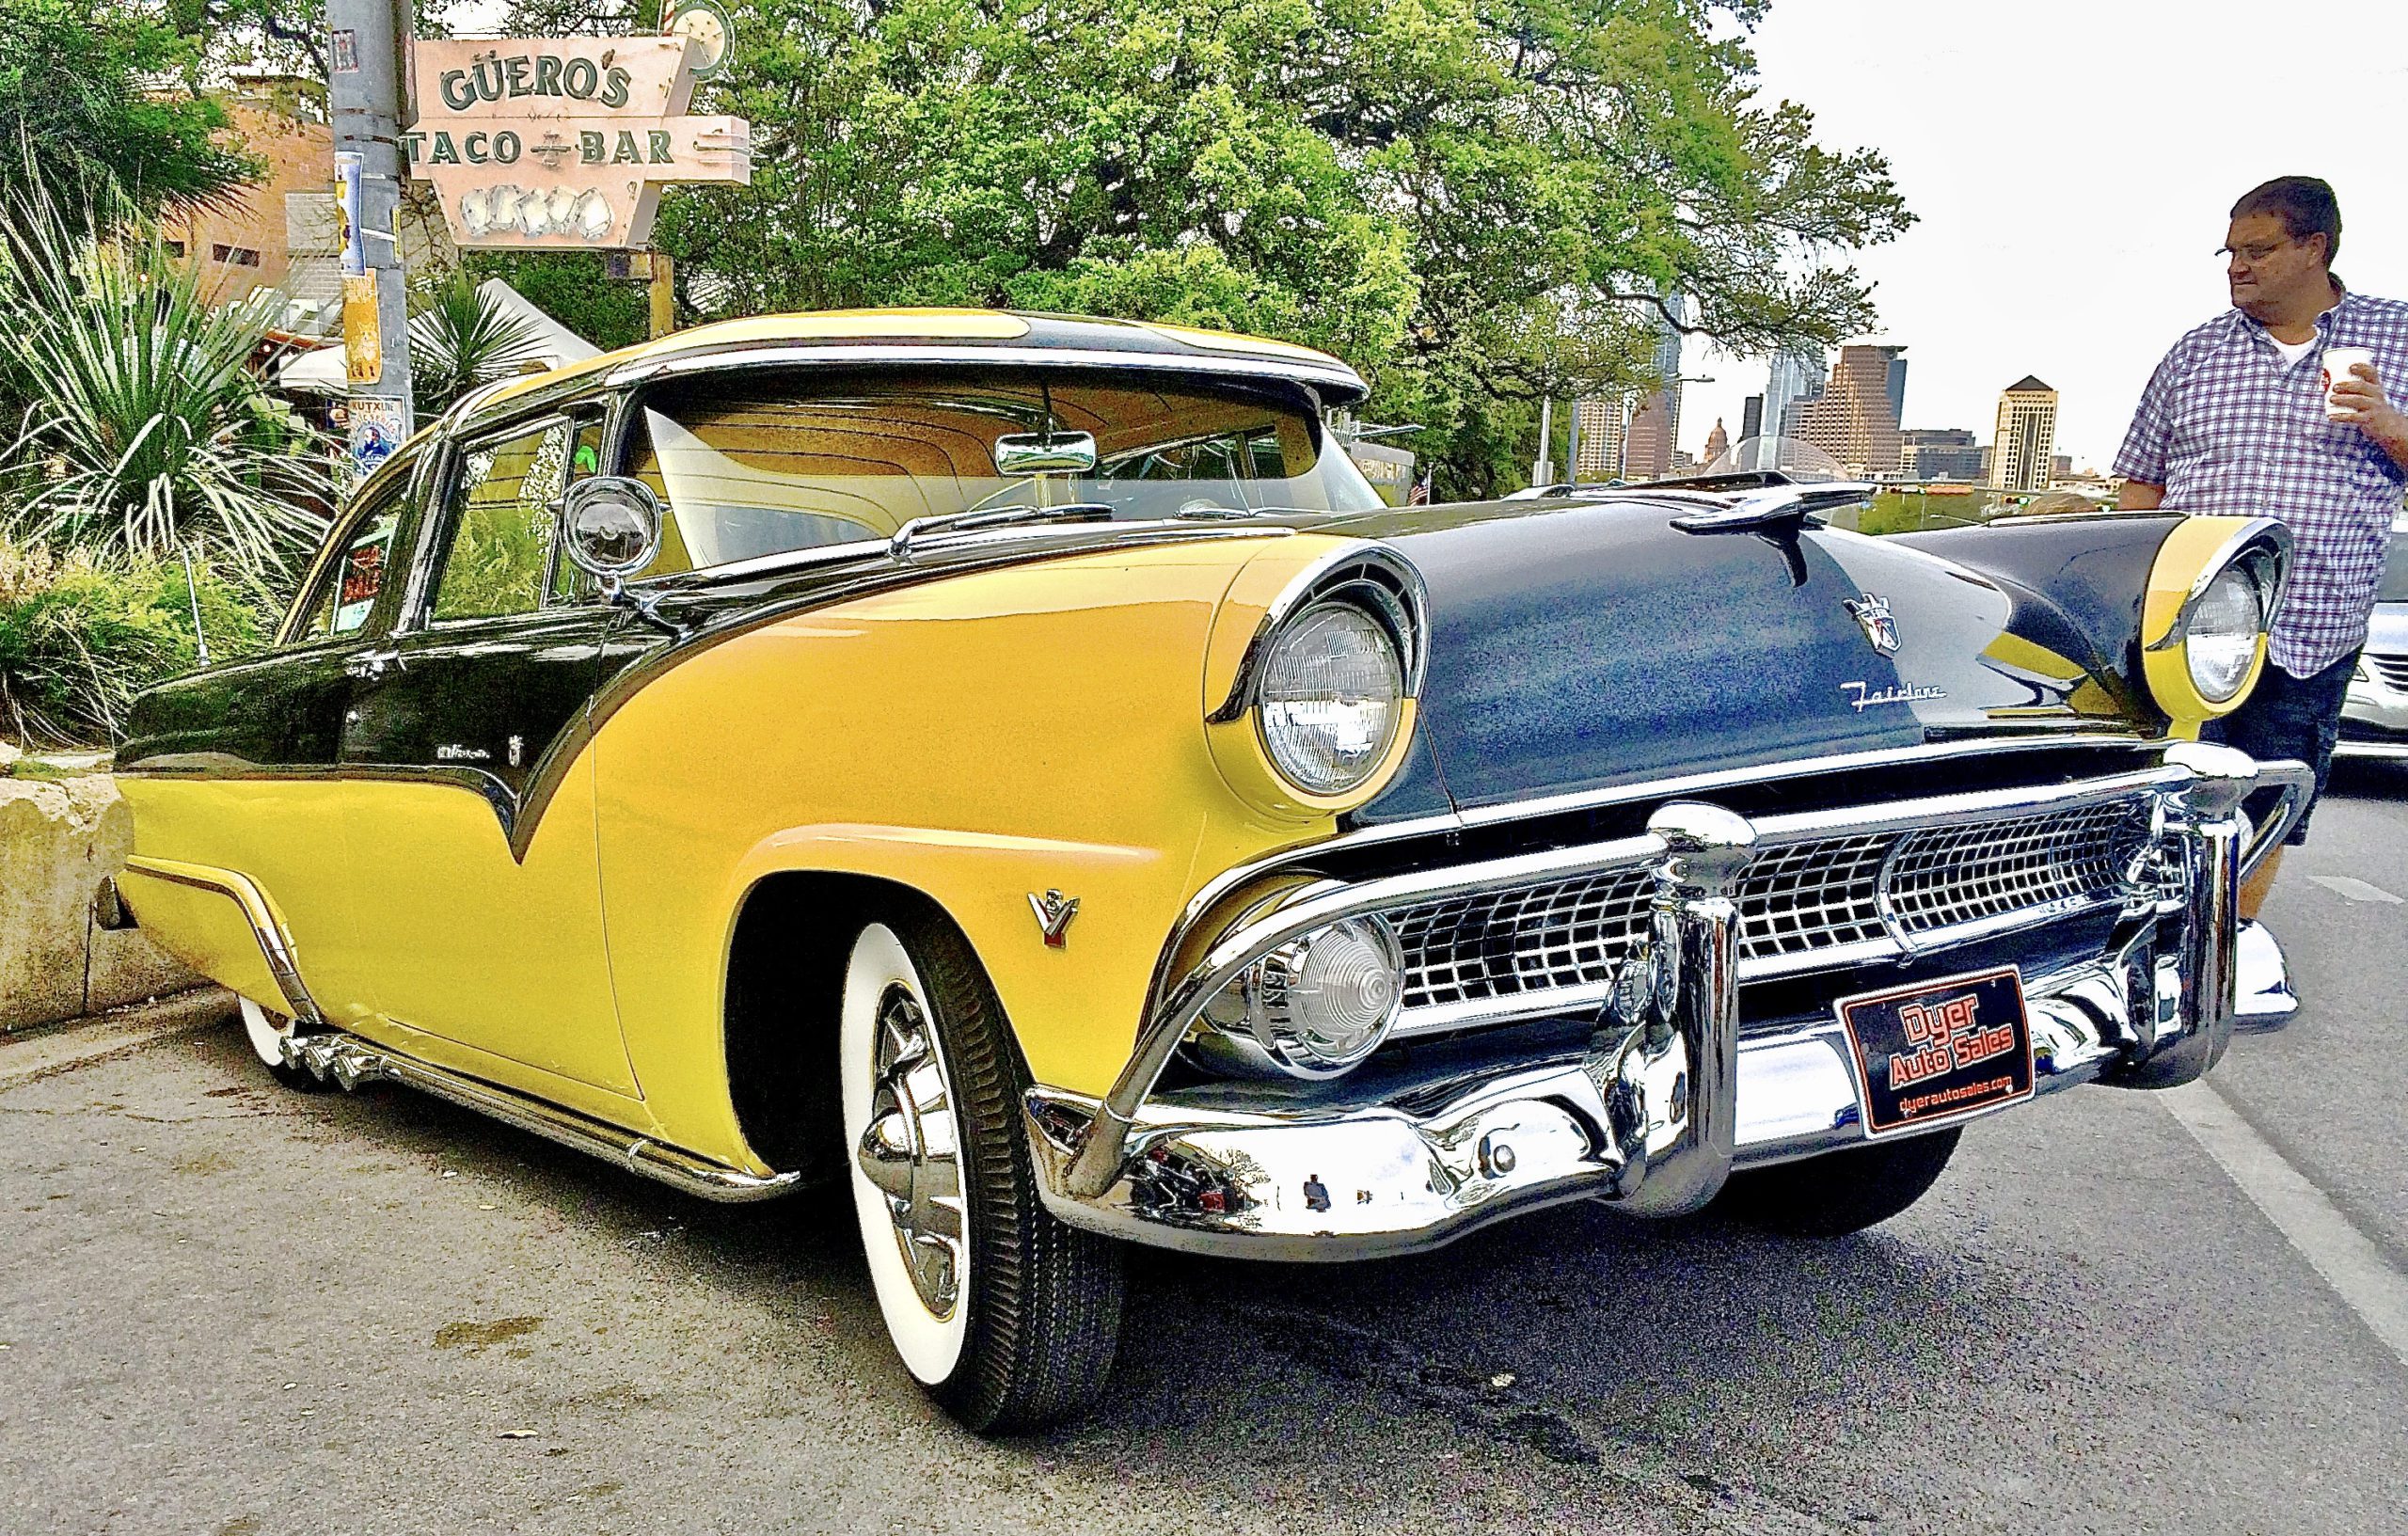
[855, 986, 967, 1320]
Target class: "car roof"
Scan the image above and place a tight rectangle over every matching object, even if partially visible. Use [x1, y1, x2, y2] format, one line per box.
[459, 308, 1370, 424]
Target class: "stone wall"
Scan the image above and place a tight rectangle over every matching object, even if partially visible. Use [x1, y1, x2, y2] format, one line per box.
[0, 775, 202, 1031]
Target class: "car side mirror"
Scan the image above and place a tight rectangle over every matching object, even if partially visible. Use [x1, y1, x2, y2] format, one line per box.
[993, 431, 1098, 476]
[559, 477, 662, 600]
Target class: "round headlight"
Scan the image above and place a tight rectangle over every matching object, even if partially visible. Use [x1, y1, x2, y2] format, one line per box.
[1193, 915, 1406, 1079]
[1256, 602, 1404, 795]
[2185, 565, 2262, 704]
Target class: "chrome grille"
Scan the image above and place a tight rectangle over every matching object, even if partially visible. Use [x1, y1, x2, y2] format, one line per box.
[1392, 797, 2148, 1026]
[2369, 653, 2408, 691]
[1883, 800, 2143, 934]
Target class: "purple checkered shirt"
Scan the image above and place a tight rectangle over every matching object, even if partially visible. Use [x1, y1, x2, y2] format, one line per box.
[2115, 287, 2408, 676]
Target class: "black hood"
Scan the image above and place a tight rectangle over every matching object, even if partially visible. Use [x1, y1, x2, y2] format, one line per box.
[1321, 498, 2149, 824]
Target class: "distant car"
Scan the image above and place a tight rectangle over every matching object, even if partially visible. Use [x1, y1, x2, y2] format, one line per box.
[117, 311, 2309, 1433]
[2338, 520, 2408, 764]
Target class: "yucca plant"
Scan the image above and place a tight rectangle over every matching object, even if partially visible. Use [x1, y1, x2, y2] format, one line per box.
[0, 195, 330, 578]
[408, 268, 546, 420]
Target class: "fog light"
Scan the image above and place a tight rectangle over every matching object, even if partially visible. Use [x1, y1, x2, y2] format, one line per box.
[1192, 915, 1406, 1079]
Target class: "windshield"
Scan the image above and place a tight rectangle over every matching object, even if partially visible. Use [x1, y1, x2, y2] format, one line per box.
[623, 371, 1384, 578]
[2383, 527, 2408, 604]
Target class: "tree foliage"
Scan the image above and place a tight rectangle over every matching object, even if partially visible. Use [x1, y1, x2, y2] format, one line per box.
[515, 0, 1909, 495]
[0, 0, 259, 219]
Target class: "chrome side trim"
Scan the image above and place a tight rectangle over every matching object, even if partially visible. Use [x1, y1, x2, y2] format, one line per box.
[1207, 543, 1431, 723]
[283, 1032, 801, 1203]
[2334, 738, 2408, 760]
[119, 858, 324, 1029]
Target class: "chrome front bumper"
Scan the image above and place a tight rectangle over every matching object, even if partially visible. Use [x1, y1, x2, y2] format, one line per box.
[1024, 743, 2308, 1261]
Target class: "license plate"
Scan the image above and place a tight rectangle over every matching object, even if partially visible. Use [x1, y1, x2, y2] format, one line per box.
[1834, 966, 2036, 1137]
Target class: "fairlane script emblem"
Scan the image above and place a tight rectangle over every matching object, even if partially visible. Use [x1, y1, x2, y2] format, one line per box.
[1028, 890, 1081, 948]
[1841, 680, 1949, 711]
[1844, 593, 1901, 657]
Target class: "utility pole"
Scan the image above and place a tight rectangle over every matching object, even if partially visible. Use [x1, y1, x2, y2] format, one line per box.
[1531, 396, 1555, 489]
[328, 0, 416, 483]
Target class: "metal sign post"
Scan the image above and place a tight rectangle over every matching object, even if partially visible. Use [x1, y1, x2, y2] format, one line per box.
[328, 0, 416, 485]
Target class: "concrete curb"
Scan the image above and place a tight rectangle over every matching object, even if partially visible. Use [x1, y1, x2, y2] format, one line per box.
[0, 986, 238, 1091]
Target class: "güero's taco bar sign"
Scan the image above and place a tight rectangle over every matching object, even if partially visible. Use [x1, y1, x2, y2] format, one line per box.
[404, 36, 749, 249]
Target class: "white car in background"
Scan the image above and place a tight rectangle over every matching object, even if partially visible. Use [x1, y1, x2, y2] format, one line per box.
[2338, 517, 2408, 764]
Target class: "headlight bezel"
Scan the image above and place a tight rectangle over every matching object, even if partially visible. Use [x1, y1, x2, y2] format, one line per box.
[1207, 546, 1428, 816]
[2141, 516, 2289, 729]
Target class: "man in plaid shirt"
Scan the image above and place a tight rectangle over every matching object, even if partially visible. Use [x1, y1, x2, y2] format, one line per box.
[2115, 176, 2408, 924]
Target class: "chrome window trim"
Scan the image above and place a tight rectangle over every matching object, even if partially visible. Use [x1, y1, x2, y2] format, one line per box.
[605, 342, 1369, 402]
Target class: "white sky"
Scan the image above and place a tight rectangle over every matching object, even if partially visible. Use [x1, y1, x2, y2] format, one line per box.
[1681, 0, 2408, 469]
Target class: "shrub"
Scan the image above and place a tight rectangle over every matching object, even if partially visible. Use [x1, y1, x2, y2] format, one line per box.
[0, 538, 264, 748]
[0, 195, 331, 577]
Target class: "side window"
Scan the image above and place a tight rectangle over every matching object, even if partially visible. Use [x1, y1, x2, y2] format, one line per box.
[290, 508, 400, 644]
[430, 419, 574, 623]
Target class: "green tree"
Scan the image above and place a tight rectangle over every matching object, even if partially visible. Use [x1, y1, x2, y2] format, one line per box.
[517, 0, 1909, 497]
[0, 0, 259, 218]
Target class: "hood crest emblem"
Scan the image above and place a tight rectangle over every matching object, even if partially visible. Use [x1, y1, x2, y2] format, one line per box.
[1028, 889, 1081, 948]
[1844, 593, 1901, 657]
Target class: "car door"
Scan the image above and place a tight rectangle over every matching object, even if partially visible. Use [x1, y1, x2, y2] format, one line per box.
[119, 453, 427, 1011]
[333, 406, 641, 1096]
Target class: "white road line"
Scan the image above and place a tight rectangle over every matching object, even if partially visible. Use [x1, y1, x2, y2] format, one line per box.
[2305, 874, 2404, 905]
[2162, 1081, 2408, 1370]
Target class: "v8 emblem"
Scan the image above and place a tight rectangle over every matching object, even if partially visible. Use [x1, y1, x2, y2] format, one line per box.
[1027, 889, 1081, 948]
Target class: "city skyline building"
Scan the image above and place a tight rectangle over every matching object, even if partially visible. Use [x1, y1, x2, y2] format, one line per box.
[1740, 394, 1764, 444]
[1898, 426, 1984, 480]
[1760, 343, 1826, 469]
[1572, 392, 1628, 480]
[1702, 418, 1730, 467]
[1622, 293, 1689, 481]
[1990, 375, 2059, 491]
[1794, 343, 1907, 478]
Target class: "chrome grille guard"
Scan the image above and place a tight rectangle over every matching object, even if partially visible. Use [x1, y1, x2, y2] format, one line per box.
[1054, 745, 2314, 1200]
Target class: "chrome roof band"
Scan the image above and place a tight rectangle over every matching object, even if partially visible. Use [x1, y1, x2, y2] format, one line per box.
[602, 342, 1370, 402]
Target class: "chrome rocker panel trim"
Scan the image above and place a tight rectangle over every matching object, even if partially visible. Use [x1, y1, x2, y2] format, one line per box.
[279, 1033, 801, 1203]
[1032, 744, 2305, 1257]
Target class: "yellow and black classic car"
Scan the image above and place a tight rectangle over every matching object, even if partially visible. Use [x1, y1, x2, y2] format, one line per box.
[119, 310, 2309, 1431]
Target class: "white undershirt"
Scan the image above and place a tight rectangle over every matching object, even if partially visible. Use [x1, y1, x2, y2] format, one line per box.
[2270, 333, 2318, 367]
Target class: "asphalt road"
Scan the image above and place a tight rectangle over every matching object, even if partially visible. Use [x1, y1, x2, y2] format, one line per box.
[6, 767, 2406, 1536]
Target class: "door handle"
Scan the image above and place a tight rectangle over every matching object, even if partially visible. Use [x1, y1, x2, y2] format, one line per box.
[343, 651, 399, 680]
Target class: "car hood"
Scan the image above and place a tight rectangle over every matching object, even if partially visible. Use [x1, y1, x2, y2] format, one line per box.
[1320, 498, 2145, 824]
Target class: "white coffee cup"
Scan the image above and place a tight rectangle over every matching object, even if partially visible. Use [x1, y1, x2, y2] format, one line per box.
[2322, 345, 2376, 420]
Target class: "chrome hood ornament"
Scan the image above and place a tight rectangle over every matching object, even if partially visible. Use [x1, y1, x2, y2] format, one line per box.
[1844, 593, 1901, 657]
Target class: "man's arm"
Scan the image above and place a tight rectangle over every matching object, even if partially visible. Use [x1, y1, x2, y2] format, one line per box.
[2330, 365, 2408, 474]
[2117, 481, 2165, 511]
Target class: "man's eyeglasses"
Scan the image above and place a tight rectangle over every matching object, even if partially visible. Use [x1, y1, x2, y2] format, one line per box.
[2217, 238, 2299, 263]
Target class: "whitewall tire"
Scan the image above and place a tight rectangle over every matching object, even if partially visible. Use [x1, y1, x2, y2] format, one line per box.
[239, 996, 327, 1092]
[836, 911, 1123, 1431]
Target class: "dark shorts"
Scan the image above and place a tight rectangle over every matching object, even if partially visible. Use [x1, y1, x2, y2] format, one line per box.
[2205, 649, 2362, 846]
